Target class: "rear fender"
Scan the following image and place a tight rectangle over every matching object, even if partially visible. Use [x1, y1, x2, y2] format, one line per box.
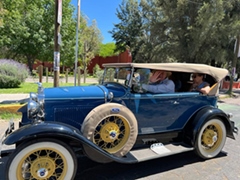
[3, 122, 137, 164]
[190, 106, 235, 145]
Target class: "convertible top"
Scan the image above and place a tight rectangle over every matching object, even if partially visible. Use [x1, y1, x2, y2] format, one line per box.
[103, 63, 228, 82]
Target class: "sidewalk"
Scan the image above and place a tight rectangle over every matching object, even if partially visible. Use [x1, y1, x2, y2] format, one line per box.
[219, 89, 240, 98]
[0, 94, 29, 104]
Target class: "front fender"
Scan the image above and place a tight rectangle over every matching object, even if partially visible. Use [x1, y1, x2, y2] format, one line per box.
[3, 121, 138, 164]
[3, 121, 81, 145]
[17, 104, 32, 126]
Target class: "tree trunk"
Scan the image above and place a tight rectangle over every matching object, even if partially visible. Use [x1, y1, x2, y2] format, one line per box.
[26, 55, 34, 75]
[229, 35, 240, 95]
[83, 55, 86, 83]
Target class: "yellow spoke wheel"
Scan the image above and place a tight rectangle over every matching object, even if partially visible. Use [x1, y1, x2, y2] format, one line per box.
[94, 116, 130, 154]
[195, 119, 226, 159]
[6, 139, 77, 180]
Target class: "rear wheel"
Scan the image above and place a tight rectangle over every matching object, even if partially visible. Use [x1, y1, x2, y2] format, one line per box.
[195, 118, 226, 159]
[81, 103, 138, 163]
[6, 138, 77, 180]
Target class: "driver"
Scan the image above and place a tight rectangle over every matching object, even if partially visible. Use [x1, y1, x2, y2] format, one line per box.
[141, 70, 175, 93]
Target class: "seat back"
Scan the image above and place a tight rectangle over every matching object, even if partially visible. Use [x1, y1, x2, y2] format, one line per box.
[208, 83, 219, 96]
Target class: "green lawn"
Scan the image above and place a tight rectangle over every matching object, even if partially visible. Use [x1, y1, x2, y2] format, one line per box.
[0, 82, 93, 94]
[0, 112, 22, 120]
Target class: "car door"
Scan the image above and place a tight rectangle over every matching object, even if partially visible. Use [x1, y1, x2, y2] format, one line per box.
[127, 92, 181, 134]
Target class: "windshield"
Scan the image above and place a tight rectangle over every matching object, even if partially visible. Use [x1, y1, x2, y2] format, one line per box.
[101, 67, 151, 87]
[101, 67, 130, 86]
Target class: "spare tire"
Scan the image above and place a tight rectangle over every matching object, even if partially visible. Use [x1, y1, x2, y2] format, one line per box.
[81, 103, 138, 163]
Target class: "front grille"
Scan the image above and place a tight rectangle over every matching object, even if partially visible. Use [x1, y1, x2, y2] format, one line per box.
[54, 106, 91, 129]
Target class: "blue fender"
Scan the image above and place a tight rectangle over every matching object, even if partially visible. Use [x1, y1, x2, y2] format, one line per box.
[3, 121, 138, 164]
[3, 121, 82, 145]
[191, 106, 235, 145]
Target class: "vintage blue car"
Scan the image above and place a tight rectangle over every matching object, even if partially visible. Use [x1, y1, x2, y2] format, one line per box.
[1, 63, 238, 180]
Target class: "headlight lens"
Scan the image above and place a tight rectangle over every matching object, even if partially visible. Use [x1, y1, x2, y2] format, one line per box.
[27, 92, 45, 120]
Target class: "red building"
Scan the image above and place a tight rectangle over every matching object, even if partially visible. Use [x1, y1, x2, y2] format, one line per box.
[33, 50, 132, 74]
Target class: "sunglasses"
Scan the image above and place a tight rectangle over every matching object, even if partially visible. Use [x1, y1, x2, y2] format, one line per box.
[192, 75, 197, 78]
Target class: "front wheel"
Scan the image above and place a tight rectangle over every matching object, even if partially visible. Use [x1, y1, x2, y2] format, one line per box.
[194, 118, 226, 159]
[6, 138, 77, 180]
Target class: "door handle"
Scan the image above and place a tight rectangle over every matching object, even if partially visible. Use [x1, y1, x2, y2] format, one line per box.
[173, 101, 179, 105]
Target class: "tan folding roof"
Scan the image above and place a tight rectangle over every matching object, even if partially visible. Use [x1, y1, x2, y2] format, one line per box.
[103, 63, 228, 82]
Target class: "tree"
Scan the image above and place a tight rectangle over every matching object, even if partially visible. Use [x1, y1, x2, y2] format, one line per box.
[0, 1, 4, 27]
[112, 0, 240, 65]
[99, 43, 119, 57]
[143, 0, 240, 64]
[79, 19, 102, 83]
[110, 0, 145, 62]
[0, 0, 75, 73]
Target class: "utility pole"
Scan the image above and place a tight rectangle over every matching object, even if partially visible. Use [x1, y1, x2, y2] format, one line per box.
[74, 0, 81, 86]
[54, 0, 62, 87]
[229, 35, 240, 94]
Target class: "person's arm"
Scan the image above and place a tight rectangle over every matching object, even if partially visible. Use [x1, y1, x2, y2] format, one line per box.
[199, 85, 210, 94]
[142, 80, 175, 93]
[192, 82, 210, 94]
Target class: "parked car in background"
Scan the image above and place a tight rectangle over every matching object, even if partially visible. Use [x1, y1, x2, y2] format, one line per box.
[1, 63, 238, 180]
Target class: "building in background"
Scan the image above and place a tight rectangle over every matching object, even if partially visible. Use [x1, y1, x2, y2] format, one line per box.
[33, 50, 132, 74]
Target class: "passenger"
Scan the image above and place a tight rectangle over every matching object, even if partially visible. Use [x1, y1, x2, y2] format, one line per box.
[190, 73, 210, 94]
[141, 70, 175, 93]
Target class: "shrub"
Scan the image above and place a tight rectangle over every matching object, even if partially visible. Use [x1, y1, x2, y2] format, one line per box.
[96, 70, 104, 84]
[93, 64, 101, 78]
[0, 59, 29, 88]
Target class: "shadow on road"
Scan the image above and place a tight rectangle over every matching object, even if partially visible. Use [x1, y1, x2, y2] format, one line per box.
[75, 150, 227, 180]
[0, 149, 229, 180]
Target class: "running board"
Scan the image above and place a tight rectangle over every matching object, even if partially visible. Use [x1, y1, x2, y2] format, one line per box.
[125, 143, 194, 163]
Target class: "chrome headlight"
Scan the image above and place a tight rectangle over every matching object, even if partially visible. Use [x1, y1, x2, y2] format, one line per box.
[27, 91, 45, 120]
[28, 99, 40, 118]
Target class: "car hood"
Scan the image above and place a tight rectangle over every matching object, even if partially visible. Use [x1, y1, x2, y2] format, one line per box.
[43, 85, 107, 100]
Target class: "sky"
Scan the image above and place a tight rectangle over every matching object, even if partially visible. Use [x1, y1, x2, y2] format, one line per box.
[70, 0, 122, 44]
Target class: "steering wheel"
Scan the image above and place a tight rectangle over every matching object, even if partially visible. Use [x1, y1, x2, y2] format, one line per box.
[132, 83, 147, 93]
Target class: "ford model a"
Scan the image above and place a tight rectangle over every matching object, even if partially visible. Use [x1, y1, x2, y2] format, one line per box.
[1, 63, 238, 180]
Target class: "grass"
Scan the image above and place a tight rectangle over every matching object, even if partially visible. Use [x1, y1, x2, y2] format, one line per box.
[0, 82, 92, 94]
[0, 112, 21, 120]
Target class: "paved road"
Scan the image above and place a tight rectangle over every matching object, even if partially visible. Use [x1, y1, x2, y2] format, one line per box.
[0, 100, 239, 180]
